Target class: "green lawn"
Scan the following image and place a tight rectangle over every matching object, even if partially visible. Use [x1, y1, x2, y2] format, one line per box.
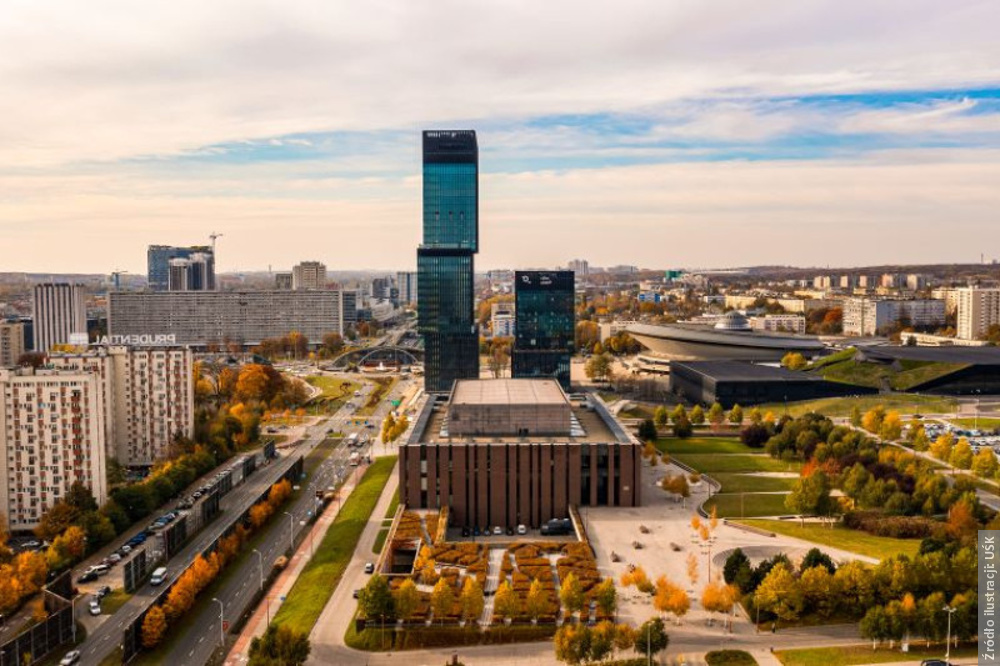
[656, 436, 757, 455]
[756, 393, 959, 418]
[304, 375, 361, 414]
[372, 528, 389, 554]
[703, 493, 790, 518]
[383, 488, 400, 519]
[100, 588, 132, 615]
[674, 454, 800, 474]
[270, 456, 397, 635]
[356, 376, 399, 417]
[776, 642, 976, 666]
[737, 520, 922, 560]
[949, 416, 1000, 430]
[706, 650, 758, 666]
[711, 473, 797, 493]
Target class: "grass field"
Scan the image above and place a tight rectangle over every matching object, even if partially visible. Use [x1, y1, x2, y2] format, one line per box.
[737, 519, 922, 560]
[706, 650, 758, 666]
[776, 643, 976, 666]
[356, 376, 399, 416]
[757, 393, 959, 418]
[270, 456, 397, 635]
[100, 588, 132, 615]
[656, 436, 758, 455]
[372, 528, 389, 554]
[675, 454, 799, 474]
[304, 375, 361, 414]
[703, 493, 790, 518]
[949, 416, 1000, 430]
[710, 473, 797, 493]
[383, 489, 400, 519]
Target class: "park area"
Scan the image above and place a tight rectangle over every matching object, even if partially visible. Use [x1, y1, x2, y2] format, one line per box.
[303, 374, 362, 414]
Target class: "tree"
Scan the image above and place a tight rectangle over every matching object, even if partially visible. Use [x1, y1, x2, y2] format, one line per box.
[248, 625, 311, 666]
[850, 405, 863, 428]
[653, 575, 688, 624]
[949, 438, 973, 470]
[670, 404, 687, 425]
[322, 332, 344, 356]
[973, 446, 999, 478]
[785, 470, 834, 525]
[673, 415, 693, 439]
[584, 353, 613, 383]
[799, 565, 837, 618]
[494, 580, 519, 621]
[701, 580, 737, 624]
[431, 578, 455, 625]
[755, 563, 803, 624]
[781, 352, 807, 371]
[723, 549, 753, 592]
[525, 578, 547, 622]
[554, 624, 591, 666]
[593, 578, 617, 619]
[637, 419, 657, 442]
[689, 405, 705, 425]
[727, 404, 743, 425]
[685, 553, 699, 589]
[589, 621, 615, 663]
[862, 406, 885, 435]
[0, 564, 22, 614]
[930, 433, 954, 461]
[13, 551, 48, 597]
[35, 502, 78, 541]
[879, 411, 903, 441]
[359, 575, 395, 622]
[393, 578, 420, 623]
[653, 406, 669, 428]
[800, 548, 836, 574]
[707, 403, 725, 427]
[460, 576, 485, 625]
[141, 606, 167, 649]
[859, 605, 890, 649]
[46, 526, 86, 569]
[740, 423, 771, 448]
[634, 617, 669, 659]
[559, 572, 585, 621]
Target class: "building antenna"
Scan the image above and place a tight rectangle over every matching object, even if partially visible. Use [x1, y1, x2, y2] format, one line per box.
[209, 231, 223, 254]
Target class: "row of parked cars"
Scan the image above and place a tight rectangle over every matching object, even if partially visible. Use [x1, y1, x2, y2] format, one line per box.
[460, 524, 530, 537]
[147, 510, 179, 533]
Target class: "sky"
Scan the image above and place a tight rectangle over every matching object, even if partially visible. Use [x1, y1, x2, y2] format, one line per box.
[1, 0, 999, 274]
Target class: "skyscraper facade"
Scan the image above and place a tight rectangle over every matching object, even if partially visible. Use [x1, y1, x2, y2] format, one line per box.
[147, 245, 215, 291]
[32, 282, 87, 352]
[512, 271, 575, 390]
[418, 130, 480, 392]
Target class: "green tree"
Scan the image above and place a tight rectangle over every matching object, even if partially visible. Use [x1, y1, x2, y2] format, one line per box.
[727, 404, 743, 425]
[393, 578, 420, 623]
[358, 574, 395, 622]
[754, 563, 803, 624]
[584, 353, 613, 383]
[559, 572, 585, 621]
[633, 617, 669, 658]
[673, 415, 693, 439]
[670, 404, 687, 425]
[593, 578, 617, 619]
[637, 419, 657, 442]
[248, 625, 311, 666]
[707, 402, 725, 427]
[653, 406, 669, 428]
[689, 405, 705, 425]
[850, 405, 863, 428]
[785, 471, 834, 525]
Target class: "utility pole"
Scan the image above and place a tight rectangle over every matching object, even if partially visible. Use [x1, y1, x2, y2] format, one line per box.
[943, 604, 956, 662]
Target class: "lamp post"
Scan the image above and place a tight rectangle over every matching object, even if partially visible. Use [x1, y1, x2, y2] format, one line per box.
[251, 548, 269, 624]
[211, 598, 225, 649]
[283, 511, 294, 553]
[943, 605, 956, 662]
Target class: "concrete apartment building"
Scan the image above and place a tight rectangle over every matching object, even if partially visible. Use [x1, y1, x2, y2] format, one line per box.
[0, 322, 25, 366]
[48, 346, 194, 466]
[107, 289, 355, 348]
[32, 283, 87, 352]
[957, 287, 1000, 340]
[0, 367, 107, 530]
[292, 261, 327, 290]
[396, 271, 418, 306]
[843, 298, 946, 336]
[399, 379, 642, 529]
[490, 301, 515, 338]
[749, 314, 806, 334]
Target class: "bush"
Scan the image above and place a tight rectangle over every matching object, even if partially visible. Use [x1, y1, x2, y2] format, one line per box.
[706, 650, 758, 666]
[843, 511, 941, 539]
[740, 423, 772, 448]
[638, 419, 658, 441]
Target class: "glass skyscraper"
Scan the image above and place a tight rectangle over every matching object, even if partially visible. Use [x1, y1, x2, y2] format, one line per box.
[418, 131, 480, 392]
[512, 271, 575, 390]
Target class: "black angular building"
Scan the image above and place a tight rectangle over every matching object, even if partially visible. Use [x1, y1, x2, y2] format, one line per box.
[512, 271, 575, 390]
[417, 131, 480, 392]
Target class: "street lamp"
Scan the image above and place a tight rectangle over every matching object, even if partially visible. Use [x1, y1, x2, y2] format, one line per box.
[211, 598, 225, 649]
[283, 511, 294, 553]
[943, 605, 956, 662]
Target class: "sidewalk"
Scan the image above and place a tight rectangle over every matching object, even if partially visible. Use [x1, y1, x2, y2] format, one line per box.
[222, 461, 369, 664]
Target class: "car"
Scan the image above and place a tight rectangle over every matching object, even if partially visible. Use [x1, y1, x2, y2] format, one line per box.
[88, 600, 101, 616]
[364, 562, 375, 574]
[108, 553, 122, 564]
[59, 650, 81, 665]
[492, 526, 503, 536]
[93, 564, 110, 576]
[22, 540, 42, 550]
[517, 524, 527, 535]
[919, 661, 951, 666]
[461, 526, 470, 538]
[353, 589, 361, 599]
[77, 571, 98, 584]
[120, 544, 132, 555]
[472, 526, 481, 537]
[193, 491, 203, 499]
[96, 585, 111, 599]
[506, 526, 514, 536]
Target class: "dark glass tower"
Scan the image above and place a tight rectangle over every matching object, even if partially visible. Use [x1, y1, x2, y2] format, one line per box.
[512, 271, 575, 390]
[418, 131, 480, 392]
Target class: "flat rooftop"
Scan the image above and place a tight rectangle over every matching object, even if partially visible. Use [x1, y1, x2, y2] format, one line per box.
[856, 345, 1000, 366]
[421, 403, 617, 444]
[672, 361, 827, 383]
[450, 378, 570, 406]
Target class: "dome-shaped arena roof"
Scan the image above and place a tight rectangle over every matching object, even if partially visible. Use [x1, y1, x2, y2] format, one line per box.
[714, 311, 751, 331]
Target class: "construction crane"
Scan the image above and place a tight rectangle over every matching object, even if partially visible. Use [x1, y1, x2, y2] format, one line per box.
[209, 231, 223, 254]
[110, 269, 128, 290]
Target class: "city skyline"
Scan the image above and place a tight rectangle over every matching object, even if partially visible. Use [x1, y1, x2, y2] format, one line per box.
[1, 1, 999, 273]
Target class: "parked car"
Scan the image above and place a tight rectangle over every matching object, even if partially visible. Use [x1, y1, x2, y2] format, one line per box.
[364, 562, 375, 574]
[96, 586, 112, 599]
[353, 589, 361, 599]
[461, 526, 470, 537]
[77, 571, 98, 584]
[517, 524, 527, 535]
[93, 564, 110, 576]
[492, 526, 503, 536]
[88, 600, 101, 616]
[108, 553, 122, 564]
[119, 545, 132, 555]
[59, 650, 81, 665]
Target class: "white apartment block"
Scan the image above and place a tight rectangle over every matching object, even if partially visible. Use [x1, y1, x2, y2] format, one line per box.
[48, 346, 194, 466]
[396, 271, 418, 306]
[956, 287, 1000, 340]
[1, 322, 25, 367]
[292, 261, 327, 290]
[32, 283, 87, 352]
[931, 288, 961, 315]
[750, 314, 807, 334]
[843, 298, 946, 336]
[0, 367, 107, 530]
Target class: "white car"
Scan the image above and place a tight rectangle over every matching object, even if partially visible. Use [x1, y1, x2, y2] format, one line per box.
[59, 651, 81, 666]
[517, 524, 527, 535]
[88, 600, 101, 616]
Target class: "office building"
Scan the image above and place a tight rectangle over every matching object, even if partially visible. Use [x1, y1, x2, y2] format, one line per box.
[274, 272, 293, 290]
[0, 367, 108, 530]
[491, 301, 515, 338]
[147, 245, 214, 292]
[167, 253, 214, 291]
[931, 288, 961, 315]
[399, 379, 641, 529]
[512, 271, 574, 390]
[48, 346, 194, 466]
[418, 130, 479, 392]
[957, 287, 1000, 340]
[32, 283, 87, 352]
[567, 259, 589, 277]
[292, 261, 327, 290]
[108, 290, 355, 348]
[0, 322, 25, 367]
[843, 298, 946, 336]
[396, 271, 418, 306]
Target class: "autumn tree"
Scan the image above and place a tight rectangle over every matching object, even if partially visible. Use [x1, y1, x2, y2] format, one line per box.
[593, 578, 617, 619]
[248, 625, 311, 666]
[781, 352, 807, 371]
[141, 606, 168, 648]
[525, 578, 547, 622]
[685, 553, 699, 589]
[949, 438, 973, 469]
[879, 411, 903, 441]
[930, 433, 954, 461]
[559, 572, 585, 621]
[430, 578, 454, 625]
[785, 470, 834, 525]
[707, 402, 725, 427]
[972, 447, 999, 478]
[493, 580, 518, 621]
[620, 565, 652, 594]
[727, 404, 743, 425]
[689, 405, 705, 425]
[653, 575, 688, 624]
[701, 579, 737, 625]
[46, 526, 86, 569]
[14, 551, 48, 597]
[554, 624, 591, 666]
[460, 576, 485, 625]
[862, 406, 886, 435]
[584, 353, 613, 383]
[754, 563, 803, 624]
[392, 578, 419, 623]
[359, 574, 395, 622]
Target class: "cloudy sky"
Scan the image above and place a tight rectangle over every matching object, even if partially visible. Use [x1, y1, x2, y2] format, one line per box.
[2, 0, 999, 274]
